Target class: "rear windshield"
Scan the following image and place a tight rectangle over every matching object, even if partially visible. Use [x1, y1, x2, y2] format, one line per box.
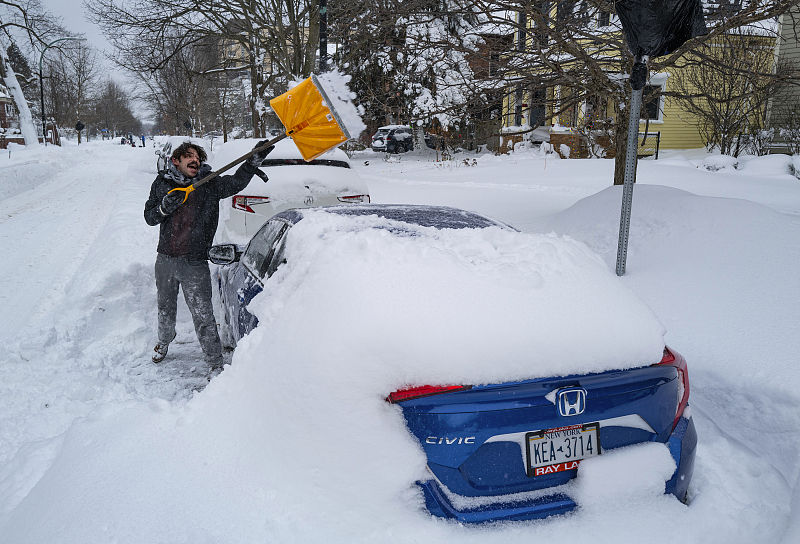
[259, 159, 350, 169]
[325, 205, 507, 230]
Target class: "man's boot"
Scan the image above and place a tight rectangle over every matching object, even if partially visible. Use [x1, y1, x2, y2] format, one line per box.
[152, 333, 177, 363]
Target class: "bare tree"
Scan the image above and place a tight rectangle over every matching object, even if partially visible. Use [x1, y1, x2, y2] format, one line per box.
[92, 79, 142, 136]
[42, 41, 98, 139]
[86, 0, 322, 137]
[0, 0, 66, 144]
[469, 0, 798, 183]
[669, 28, 793, 156]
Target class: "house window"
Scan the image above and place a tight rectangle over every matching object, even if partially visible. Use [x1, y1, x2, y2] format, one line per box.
[598, 10, 611, 27]
[533, 1, 551, 47]
[641, 85, 663, 121]
[529, 88, 547, 127]
[556, 1, 570, 22]
[489, 51, 500, 77]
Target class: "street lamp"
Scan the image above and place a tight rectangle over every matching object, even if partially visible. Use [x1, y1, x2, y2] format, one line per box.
[38, 37, 83, 146]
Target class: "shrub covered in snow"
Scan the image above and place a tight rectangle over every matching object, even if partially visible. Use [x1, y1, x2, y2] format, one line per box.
[790, 155, 800, 180]
[698, 154, 739, 172]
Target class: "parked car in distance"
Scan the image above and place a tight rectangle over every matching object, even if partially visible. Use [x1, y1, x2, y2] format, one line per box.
[208, 204, 697, 524]
[371, 125, 414, 153]
[211, 138, 370, 244]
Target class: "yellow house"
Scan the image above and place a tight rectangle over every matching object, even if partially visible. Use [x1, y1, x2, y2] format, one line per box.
[499, 7, 777, 155]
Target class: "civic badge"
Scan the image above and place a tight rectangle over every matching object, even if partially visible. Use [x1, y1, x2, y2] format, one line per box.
[557, 387, 587, 417]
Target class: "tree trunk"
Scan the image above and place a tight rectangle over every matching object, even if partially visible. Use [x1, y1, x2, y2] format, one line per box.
[249, 74, 261, 138]
[0, 48, 40, 146]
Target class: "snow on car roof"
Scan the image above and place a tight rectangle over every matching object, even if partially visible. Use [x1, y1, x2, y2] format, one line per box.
[376, 125, 411, 130]
[285, 204, 509, 230]
[242, 208, 666, 387]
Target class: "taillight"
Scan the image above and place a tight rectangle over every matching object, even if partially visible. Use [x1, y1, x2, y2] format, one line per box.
[387, 385, 471, 403]
[656, 347, 690, 430]
[337, 194, 370, 203]
[232, 195, 270, 213]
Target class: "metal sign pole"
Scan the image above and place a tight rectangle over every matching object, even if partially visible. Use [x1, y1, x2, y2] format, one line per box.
[615, 57, 648, 276]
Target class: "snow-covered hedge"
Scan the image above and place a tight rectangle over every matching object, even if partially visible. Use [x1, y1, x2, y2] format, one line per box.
[790, 155, 800, 181]
[698, 154, 739, 172]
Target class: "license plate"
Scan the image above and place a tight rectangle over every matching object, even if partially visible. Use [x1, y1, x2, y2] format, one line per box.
[525, 423, 601, 477]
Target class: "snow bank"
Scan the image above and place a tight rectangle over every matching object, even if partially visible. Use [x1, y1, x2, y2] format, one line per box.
[0, 144, 69, 199]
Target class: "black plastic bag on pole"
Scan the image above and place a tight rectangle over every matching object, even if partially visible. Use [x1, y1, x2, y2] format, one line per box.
[613, 0, 706, 276]
[615, 0, 707, 58]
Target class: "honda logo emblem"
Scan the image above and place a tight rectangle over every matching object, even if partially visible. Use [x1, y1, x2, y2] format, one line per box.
[304, 195, 314, 206]
[557, 387, 587, 417]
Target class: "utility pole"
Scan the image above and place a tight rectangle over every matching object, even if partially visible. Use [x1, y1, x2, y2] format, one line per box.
[319, 0, 328, 73]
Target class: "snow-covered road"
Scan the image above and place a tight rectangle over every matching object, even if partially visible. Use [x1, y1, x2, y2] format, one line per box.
[0, 146, 122, 345]
[0, 141, 798, 543]
[0, 144, 212, 467]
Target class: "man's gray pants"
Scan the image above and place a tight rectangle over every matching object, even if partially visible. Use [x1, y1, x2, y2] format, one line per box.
[155, 253, 223, 368]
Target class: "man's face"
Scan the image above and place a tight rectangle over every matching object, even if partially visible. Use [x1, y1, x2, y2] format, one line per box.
[171, 148, 201, 178]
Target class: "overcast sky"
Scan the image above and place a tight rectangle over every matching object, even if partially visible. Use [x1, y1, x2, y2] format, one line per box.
[40, 0, 112, 59]
[39, 0, 152, 121]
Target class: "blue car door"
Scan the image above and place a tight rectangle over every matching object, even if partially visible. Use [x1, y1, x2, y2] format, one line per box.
[231, 219, 290, 340]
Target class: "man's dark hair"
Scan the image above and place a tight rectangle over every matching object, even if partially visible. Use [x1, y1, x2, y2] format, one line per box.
[171, 142, 207, 163]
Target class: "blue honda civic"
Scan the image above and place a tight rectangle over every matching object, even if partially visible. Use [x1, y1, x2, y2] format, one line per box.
[209, 204, 697, 524]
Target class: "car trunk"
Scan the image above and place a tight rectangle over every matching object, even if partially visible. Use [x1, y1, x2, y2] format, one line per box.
[395, 364, 681, 498]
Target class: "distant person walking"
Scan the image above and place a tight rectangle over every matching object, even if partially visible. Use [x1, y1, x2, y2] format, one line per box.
[141, 134, 146, 147]
[144, 140, 273, 373]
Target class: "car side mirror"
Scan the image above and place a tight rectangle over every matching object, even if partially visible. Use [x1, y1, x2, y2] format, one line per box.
[208, 244, 241, 265]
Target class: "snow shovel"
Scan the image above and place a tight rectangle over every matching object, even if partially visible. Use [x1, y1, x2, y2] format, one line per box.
[168, 74, 352, 204]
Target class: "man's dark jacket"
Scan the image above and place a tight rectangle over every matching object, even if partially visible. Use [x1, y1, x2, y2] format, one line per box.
[144, 162, 258, 261]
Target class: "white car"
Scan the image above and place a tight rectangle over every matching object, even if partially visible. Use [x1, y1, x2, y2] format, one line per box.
[371, 125, 413, 153]
[212, 138, 370, 244]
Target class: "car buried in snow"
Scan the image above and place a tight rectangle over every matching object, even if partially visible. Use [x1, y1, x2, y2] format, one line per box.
[207, 204, 697, 523]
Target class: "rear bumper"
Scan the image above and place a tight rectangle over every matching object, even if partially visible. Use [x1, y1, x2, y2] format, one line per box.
[419, 414, 697, 524]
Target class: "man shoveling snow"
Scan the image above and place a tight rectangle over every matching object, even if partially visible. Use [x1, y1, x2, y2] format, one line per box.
[144, 140, 273, 373]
